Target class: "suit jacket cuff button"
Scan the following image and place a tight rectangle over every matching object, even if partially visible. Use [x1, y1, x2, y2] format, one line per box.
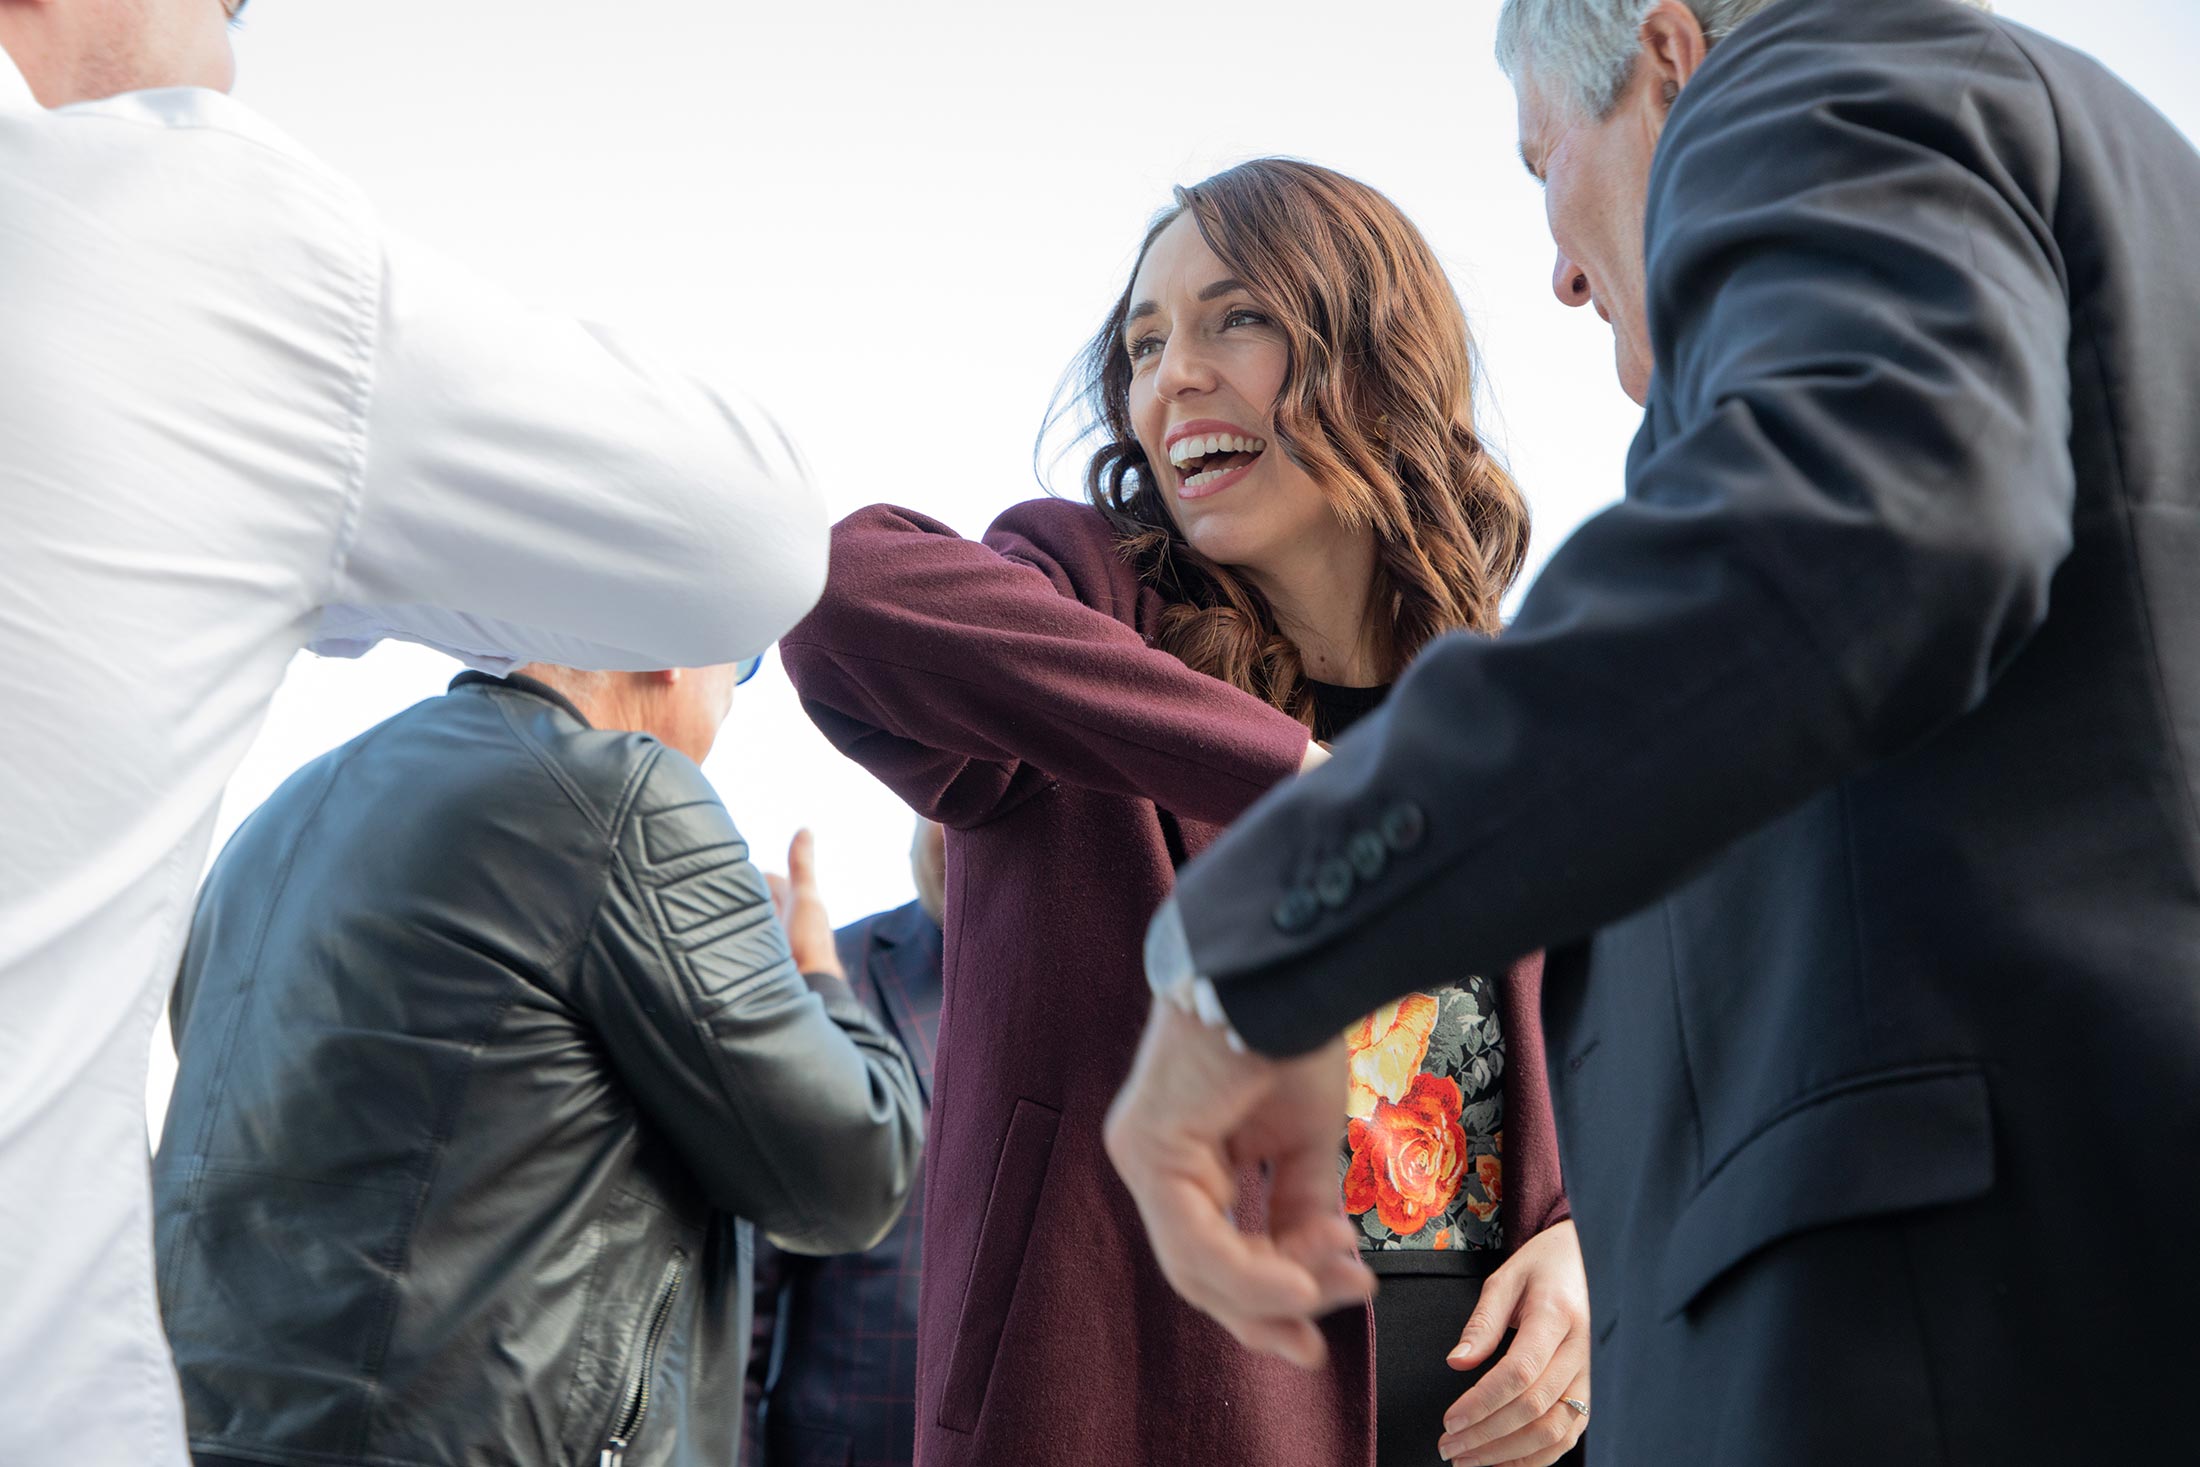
[1273, 887, 1321, 933]
[1379, 801, 1427, 853]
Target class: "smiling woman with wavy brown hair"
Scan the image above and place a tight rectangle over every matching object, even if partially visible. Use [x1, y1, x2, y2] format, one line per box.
[781, 157, 1585, 1467]
[1076, 158, 1530, 721]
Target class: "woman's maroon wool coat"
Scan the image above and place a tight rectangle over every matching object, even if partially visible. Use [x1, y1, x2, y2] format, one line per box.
[781, 498, 1569, 1467]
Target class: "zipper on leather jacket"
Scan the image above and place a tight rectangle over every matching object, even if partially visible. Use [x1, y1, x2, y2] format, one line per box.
[600, 1251, 686, 1467]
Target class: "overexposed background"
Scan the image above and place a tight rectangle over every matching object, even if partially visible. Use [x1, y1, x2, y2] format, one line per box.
[147, 0, 2200, 1136]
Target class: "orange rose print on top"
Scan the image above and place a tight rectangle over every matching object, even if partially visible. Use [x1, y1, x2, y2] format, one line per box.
[1344, 993, 1441, 1120]
[1343, 1072, 1470, 1236]
[1465, 1152, 1503, 1223]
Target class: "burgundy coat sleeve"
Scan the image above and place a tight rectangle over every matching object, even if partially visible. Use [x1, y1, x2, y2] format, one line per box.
[780, 498, 1314, 830]
[1498, 950, 1570, 1242]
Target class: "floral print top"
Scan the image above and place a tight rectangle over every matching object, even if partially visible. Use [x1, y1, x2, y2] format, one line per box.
[1304, 681, 1505, 1257]
[1340, 975, 1505, 1254]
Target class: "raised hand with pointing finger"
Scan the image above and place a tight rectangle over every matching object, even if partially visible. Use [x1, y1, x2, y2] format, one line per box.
[767, 828, 844, 981]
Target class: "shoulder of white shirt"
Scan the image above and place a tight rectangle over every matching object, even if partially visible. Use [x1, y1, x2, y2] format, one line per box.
[0, 37, 331, 179]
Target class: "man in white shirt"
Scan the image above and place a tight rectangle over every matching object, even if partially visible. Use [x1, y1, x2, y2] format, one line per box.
[0, 1, 830, 1461]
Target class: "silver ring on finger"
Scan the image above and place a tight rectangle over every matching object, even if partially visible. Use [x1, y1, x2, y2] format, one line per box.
[1560, 1397, 1590, 1420]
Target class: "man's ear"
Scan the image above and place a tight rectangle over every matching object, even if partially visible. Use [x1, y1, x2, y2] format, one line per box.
[1639, 0, 1711, 106]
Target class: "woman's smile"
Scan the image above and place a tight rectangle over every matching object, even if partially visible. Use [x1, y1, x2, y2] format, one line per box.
[1165, 418, 1270, 500]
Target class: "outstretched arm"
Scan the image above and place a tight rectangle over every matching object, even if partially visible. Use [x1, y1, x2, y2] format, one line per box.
[781, 500, 1315, 829]
[317, 228, 828, 673]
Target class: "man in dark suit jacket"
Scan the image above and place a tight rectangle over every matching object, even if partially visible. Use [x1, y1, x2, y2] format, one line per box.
[747, 820, 945, 1467]
[1105, 1, 2200, 1462]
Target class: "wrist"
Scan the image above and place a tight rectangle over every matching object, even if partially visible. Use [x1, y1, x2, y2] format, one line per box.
[800, 968, 852, 999]
[1144, 897, 1247, 1054]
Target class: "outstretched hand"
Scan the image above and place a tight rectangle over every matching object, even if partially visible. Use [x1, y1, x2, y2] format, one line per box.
[1437, 1219, 1591, 1466]
[765, 828, 843, 980]
[1104, 995, 1374, 1368]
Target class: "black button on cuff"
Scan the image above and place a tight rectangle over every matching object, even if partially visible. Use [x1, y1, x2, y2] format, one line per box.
[1314, 857, 1354, 909]
[1272, 887, 1321, 934]
[1346, 830, 1388, 881]
[1379, 800, 1426, 853]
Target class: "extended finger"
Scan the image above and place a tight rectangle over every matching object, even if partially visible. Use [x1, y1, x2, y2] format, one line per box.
[1458, 1368, 1589, 1467]
[1267, 1143, 1377, 1311]
[786, 828, 819, 893]
[1217, 1309, 1332, 1371]
[1444, 1296, 1571, 1433]
[1291, 1226, 1377, 1311]
[1445, 1251, 1528, 1371]
[1440, 1344, 1588, 1464]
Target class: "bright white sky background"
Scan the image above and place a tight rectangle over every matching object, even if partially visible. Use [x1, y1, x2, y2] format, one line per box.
[145, 0, 2200, 1135]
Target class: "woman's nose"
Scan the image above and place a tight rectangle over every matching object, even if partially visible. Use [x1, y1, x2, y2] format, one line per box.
[1155, 338, 1213, 401]
[1552, 253, 1593, 308]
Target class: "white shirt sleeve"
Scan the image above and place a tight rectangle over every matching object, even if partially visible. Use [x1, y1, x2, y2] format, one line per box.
[313, 227, 828, 673]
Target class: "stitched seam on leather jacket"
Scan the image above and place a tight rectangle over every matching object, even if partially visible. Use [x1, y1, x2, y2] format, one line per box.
[605, 802, 830, 1245]
[167, 750, 349, 1311]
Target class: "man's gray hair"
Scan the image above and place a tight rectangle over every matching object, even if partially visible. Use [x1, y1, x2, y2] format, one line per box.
[1496, 0, 1992, 119]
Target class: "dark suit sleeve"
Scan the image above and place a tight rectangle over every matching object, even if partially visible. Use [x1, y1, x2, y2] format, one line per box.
[779, 499, 1313, 830]
[573, 748, 925, 1253]
[1178, 20, 2076, 1054]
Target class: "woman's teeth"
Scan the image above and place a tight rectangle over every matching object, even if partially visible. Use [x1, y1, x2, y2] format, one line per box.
[1166, 431, 1266, 468]
[1183, 462, 1248, 488]
[1168, 432, 1268, 488]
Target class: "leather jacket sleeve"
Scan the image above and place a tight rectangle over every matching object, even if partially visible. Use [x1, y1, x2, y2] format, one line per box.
[572, 745, 924, 1255]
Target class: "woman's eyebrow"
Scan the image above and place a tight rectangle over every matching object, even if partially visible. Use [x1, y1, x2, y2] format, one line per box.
[1128, 278, 1252, 325]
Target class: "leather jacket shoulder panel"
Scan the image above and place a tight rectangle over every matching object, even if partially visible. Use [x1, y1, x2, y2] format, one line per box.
[576, 748, 925, 1253]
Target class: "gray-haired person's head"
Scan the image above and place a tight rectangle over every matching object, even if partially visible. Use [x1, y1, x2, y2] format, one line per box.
[1496, 0, 1993, 121]
[1495, 0, 1990, 405]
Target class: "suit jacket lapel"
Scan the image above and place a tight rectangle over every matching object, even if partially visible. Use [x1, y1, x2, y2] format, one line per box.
[865, 903, 939, 1107]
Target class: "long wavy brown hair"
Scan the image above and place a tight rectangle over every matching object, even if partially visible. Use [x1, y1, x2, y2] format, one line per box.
[1067, 158, 1531, 726]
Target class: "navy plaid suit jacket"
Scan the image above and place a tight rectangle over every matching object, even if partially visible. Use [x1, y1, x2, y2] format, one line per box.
[746, 901, 941, 1467]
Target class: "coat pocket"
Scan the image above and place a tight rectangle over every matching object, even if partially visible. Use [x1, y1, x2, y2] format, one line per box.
[1656, 1063, 1995, 1318]
[937, 1098, 1061, 1434]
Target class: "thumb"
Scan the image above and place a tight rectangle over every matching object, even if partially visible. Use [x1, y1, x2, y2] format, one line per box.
[1448, 1253, 1527, 1369]
[786, 828, 819, 893]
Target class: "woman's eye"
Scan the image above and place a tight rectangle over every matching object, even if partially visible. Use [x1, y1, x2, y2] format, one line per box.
[1223, 308, 1270, 329]
[1126, 335, 1162, 362]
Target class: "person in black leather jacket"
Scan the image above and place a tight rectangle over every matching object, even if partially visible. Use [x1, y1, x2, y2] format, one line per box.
[153, 664, 924, 1467]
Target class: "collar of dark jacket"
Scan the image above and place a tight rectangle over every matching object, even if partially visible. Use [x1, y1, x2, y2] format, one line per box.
[868, 899, 942, 951]
[448, 669, 592, 728]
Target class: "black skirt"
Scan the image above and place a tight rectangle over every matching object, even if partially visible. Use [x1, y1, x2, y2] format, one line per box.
[1372, 1252, 1586, 1467]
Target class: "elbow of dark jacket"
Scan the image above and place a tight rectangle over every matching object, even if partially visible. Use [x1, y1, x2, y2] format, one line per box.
[1848, 510, 2070, 762]
[778, 1088, 926, 1257]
